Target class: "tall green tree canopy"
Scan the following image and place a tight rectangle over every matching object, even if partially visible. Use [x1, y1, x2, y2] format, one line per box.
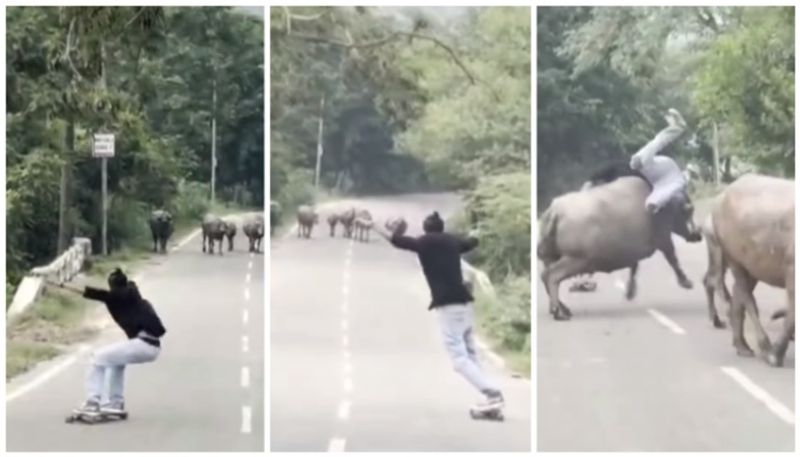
[7, 6, 264, 294]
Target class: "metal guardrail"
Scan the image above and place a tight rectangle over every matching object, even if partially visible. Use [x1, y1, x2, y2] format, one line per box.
[462, 259, 495, 297]
[8, 237, 92, 318]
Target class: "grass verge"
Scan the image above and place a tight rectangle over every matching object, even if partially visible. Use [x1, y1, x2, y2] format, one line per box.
[472, 276, 531, 378]
[6, 289, 97, 380]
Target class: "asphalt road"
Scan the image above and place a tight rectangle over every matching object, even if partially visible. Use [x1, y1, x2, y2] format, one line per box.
[7, 214, 264, 451]
[270, 193, 531, 451]
[537, 214, 795, 451]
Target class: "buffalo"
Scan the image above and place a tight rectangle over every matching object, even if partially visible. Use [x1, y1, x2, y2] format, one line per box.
[243, 214, 265, 253]
[538, 176, 701, 320]
[148, 209, 174, 254]
[223, 220, 237, 252]
[708, 174, 794, 367]
[296, 205, 319, 238]
[201, 213, 226, 255]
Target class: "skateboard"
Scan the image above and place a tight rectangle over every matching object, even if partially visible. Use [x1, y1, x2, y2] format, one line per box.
[469, 406, 504, 422]
[65, 409, 128, 425]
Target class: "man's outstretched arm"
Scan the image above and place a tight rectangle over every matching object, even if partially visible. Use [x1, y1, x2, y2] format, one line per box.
[459, 229, 480, 253]
[376, 221, 419, 252]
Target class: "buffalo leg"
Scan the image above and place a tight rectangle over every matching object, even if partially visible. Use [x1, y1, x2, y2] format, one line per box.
[703, 238, 728, 329]
[202, 234, 207, 253]
[658, 238, 693, 289]
[729, 263, 761, 357]
[625, 263, 639, 300]
[160, 237, 167, 254]
[768, 267, 795, 367]
[543, 256, 590, 321]
[152, 235, 158, 253]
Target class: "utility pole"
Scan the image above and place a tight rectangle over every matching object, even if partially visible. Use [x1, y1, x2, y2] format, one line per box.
[57, 116, 73, 255]
[211, 77, 217, 204]
[100, 38, 109, 256]
[314, 95, 325, 197]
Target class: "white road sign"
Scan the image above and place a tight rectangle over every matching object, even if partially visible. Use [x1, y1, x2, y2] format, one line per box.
[92, 133, 115, 158]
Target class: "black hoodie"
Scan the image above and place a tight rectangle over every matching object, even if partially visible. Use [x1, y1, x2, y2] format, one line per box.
[390, 231, 478, 309]
[83, 282, 166, 345]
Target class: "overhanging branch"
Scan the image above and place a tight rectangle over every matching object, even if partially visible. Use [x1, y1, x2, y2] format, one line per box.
[284, 30, 501, 101]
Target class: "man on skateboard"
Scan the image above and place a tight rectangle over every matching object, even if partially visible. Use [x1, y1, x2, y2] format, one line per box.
[60, 268, 166, 420]
[377, 212, 504, 417]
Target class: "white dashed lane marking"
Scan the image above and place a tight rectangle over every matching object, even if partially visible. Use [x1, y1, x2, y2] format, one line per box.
[327, 437, 346, 452]
[241, 406, 252, 434]
[721, 366, 795, 426]
[647, 308, 686, 335]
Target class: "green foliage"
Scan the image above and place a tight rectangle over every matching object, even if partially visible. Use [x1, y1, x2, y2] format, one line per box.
[692, 7, 794, 176]
[172, 180, 211, 222]
[7, 7, 263, 291]
[7, 342, 62, 380]
[398, 8, 531, 189]
[463, 173, 531, 281]
[474, 274, 531, 375]
[271, 7, 430, 198]
[278, 168, 316, 212]
[538, 6, 795, 209]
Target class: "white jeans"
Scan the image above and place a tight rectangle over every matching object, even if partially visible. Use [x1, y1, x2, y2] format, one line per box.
[435, 304, 497, 394]
[86, 337, 160, 405]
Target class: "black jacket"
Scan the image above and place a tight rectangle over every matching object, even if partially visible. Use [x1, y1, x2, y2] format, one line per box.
[83, 283, 166, 341]
[390, 232, 478, 309]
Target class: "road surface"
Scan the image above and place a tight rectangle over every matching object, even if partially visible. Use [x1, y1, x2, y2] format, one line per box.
[537, 206, 795, 451]
[270, 193, 531, 451]
[7, 214, 264, 451]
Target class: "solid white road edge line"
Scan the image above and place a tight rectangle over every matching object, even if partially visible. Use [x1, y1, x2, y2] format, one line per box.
[171, 228, 202, 252]
[721, 366, 795, 426]
[475, 337, 506, 369]
[6, 345, 90, 403]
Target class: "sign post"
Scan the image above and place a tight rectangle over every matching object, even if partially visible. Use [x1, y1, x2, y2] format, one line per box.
[92, 133, 115, 255]
[211, 78, 217, 204]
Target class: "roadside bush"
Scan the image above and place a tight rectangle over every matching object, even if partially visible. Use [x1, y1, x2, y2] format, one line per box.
[173, 180, 211, 222]
[463, 172, 531, 281]
[277, 168, 315, 213]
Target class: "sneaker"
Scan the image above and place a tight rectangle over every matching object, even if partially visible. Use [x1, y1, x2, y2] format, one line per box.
[79, 399, 101, 414]
[100, 401, 125, 415]
[472, 390, 504, 412]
